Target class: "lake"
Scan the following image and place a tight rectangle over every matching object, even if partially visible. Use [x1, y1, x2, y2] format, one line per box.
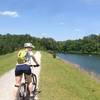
[58, 53, 100, 75]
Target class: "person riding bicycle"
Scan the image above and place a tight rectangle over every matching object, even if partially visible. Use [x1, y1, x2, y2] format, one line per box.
[13, 42, 39, 100]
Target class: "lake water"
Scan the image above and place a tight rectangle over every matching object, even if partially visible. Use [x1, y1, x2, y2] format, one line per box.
[58, 53, 100, 75]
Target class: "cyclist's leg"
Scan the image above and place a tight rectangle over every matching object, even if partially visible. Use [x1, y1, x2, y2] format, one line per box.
[13, 75, 22, 99]
[23, 64, 33, 96]
[26, 75, 33, 96]
[13, 65, 23, 100]
[23, 64, 32, 95]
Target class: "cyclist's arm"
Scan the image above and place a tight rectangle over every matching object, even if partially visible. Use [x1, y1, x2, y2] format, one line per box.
[28, 51, 39, 66]
[32, 55, 39, 65]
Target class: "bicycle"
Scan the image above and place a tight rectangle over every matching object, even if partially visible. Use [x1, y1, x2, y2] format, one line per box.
[17, 65, 39, 100]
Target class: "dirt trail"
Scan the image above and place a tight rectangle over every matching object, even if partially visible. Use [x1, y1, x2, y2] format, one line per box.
[0, 51, 41, 100]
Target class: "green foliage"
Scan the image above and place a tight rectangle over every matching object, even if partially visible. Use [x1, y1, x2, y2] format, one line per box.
[0, 34, 58, 55]
[53, 52, 56, 58]
[0, 33, 100, 55]
[61, 34, 100, 54]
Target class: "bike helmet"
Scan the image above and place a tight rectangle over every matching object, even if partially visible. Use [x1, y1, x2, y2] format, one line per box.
[24, 43, 35, 48]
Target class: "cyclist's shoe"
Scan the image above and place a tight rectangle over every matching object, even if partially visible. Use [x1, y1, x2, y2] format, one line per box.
[32, 89, 41, 95]
[29, 96, 34, 100]
[35, 89, 41, 94]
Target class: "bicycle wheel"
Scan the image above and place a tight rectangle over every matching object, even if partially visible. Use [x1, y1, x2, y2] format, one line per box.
[16, 84, 24, 100]
[17, 83, 28, 100]
[32, 73, 37, 92]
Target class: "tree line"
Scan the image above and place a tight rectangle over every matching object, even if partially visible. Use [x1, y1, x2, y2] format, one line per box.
[0, 33, 100, 55]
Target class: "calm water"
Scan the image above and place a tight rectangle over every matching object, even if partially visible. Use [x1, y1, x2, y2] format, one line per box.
[58, 53, 100, 75]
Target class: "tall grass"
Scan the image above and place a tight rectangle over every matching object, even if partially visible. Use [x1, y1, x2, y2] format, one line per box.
[39, 51, 100, 100]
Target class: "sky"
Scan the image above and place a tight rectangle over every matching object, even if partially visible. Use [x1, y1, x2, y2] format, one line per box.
[0, 0, 100, 41]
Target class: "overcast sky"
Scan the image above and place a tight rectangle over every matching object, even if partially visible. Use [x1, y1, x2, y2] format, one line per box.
[0, 0, 100, 41]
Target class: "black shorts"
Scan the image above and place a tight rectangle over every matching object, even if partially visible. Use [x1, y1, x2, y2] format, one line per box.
[15, 64, 31, 76]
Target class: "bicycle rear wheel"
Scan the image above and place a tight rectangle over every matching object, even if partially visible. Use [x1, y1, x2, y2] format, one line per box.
[17, 83, 28, 100]
[32, 73, 37, 93]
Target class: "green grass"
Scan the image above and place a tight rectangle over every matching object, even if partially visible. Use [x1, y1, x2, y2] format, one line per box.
[0, 52, 16, 76]
[39, 51, 100, 100]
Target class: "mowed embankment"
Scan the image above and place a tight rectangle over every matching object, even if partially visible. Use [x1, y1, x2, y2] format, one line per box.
[39, 51, 100, 100]
[0, 51, 41, 100]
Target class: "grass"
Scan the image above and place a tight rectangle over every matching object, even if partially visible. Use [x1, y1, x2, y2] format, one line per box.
[39, 51, 100, 100]
[0, 52, 17, 76]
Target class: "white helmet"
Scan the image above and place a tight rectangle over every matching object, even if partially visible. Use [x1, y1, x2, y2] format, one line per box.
[24, 43, 35, 48]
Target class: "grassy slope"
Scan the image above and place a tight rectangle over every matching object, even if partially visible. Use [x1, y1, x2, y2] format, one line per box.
[39, 51, 100, 100]
[0, 52, 16, 76]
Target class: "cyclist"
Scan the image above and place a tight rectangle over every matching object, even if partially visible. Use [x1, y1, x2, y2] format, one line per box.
[13, 43, 39, 100]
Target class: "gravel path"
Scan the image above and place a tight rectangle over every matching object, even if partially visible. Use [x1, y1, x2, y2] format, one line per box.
[0, 51, 41, 100]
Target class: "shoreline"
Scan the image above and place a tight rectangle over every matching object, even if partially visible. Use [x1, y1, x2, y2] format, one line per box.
[57, 56, 100, 82]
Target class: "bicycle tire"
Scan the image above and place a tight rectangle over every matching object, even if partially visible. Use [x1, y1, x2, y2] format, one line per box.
[17, 83, 28, 100]
[16, 84, 24, 100]
[32, 73, 37, 92]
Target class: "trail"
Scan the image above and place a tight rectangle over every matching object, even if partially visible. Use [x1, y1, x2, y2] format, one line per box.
[0, 51, 41, 100]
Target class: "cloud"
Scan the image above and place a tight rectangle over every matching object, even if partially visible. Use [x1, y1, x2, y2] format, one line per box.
[0, 11, 19, 17]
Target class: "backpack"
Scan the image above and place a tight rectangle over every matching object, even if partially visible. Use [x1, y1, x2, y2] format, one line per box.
[17, 49, 28, 64]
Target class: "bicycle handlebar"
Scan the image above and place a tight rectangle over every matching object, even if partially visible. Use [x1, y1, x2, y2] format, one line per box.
[30, 64, 40, 67]
[34, 64, 40, 67]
